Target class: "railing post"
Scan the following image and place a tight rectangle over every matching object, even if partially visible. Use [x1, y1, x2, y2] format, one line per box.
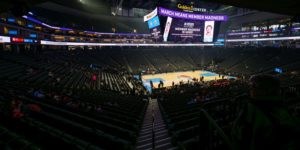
[152, 99, 155, 149]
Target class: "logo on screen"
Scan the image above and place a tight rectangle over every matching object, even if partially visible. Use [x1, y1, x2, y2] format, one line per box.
[148, 16, 160, 29]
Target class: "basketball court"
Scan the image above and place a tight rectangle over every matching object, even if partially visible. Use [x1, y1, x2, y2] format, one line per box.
[141, 70, 236, 91]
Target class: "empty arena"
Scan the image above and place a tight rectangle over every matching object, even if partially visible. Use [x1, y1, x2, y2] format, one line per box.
[0, 0, 300, 150]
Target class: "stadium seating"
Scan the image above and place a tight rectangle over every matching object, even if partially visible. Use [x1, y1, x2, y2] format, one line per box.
[1, 47, 300, 150]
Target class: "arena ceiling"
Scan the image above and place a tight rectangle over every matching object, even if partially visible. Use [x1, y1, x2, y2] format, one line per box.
[1, 0, 300, 17]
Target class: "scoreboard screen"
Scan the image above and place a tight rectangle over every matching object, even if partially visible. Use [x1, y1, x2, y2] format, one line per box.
[166, 18, 204, 43]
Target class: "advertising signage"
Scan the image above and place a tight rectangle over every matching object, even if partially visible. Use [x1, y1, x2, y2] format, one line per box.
[144, 8, 158, 22]
[0, 36, 11, 43]
[147, 16, 160, 29]
[177, 3, 207, 12]
[158, 7, 227, 21]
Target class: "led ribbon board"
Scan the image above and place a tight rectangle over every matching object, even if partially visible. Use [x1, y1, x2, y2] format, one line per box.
[40, 40, 215, 47]
[226, 36, 300, 42]
[0, 36, 11, 43]
[158, 7, 228, 21]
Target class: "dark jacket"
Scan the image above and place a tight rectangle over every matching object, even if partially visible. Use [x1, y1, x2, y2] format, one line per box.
[231, 96, 300, 150]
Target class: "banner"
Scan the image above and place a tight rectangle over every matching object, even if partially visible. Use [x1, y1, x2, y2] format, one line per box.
[163, 17, 173, 42]
[158, 7, 227, 21]
[203, 21, 215, 42]
[0, 36, 11, 43]
[144, 8, 158, 22]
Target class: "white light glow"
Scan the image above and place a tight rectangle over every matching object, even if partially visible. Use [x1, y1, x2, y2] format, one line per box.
[40, 41, 215, 47]
[226, 36, 300, 42]
[0, 36, 11, 43]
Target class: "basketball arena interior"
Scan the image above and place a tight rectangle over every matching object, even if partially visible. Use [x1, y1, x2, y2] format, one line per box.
[1, 0, 300, 150]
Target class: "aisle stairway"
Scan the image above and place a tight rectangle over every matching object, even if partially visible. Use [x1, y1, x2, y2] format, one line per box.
[135, 99, 177, 150]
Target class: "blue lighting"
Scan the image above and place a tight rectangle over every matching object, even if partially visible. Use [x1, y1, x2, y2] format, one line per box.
[7, 18, 15, 23]
[24, 39, 34, 43]
[217, 38, 225, 42]
[147, 16, 160, 29]
[8, 30, 18, 35]
[27, 24, 34, 28]
[29, 34, 37, 38]
[274, 68, 282, 73]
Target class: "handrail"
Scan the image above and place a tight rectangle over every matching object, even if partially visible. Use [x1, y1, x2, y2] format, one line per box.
[200, 109, 235, 150]
[151, 99, 155, 149]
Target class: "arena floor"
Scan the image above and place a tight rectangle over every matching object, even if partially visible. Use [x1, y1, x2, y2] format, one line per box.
[141, 70, 235, 91]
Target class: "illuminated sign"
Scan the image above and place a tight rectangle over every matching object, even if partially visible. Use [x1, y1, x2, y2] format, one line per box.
[203, 21, 215, 42]
[144, 8, 158, 22]
[177, 4, 207, 12]
[167, 18, 203, 43]
[40, 40, 215, 47]
[0, 36, 11, 43]
[147, 16, 160, 29]
[227, 31, 261, 36]
[8, 30, 18, 35]
[22, 15, 72, 31]
[217, 39, 225, 42]
[274, 68, 283, 73]
[7, 18, 15, 23]
[158, 7, 227, 21]
[163, 17, 173, 42]
[12, 37, 24, 43]
[226, 36, 300, 42]
[29, 34, 37, 38]
[24, 39, 34, 43]
[27, 24, 34, 28]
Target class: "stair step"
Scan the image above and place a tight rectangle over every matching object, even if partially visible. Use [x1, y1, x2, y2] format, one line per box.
[136, 137, 152, 144]
[136, 99, 174, 150]
[154, 130, 168, 135]
[136, 142, 153, 150]
[138, 134, 152, 140]
[155, 133, 169, 140]
[166, 147, 179, 150]
[136, 139, 153, 147]
[140, 126, 166, 136]
[140, 129, 153, 136]
[155, 137, 171, 144]
[155, 142, 173, 150]
[141, 124, 166, 131]
[143, 122, 164, 128]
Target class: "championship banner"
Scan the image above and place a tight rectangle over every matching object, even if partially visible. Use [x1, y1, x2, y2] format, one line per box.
[144, 8, 158, 22]
[158, 7, 227, 21]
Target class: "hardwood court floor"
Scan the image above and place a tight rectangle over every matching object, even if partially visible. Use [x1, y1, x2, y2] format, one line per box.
[141, 70, 235, 89]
